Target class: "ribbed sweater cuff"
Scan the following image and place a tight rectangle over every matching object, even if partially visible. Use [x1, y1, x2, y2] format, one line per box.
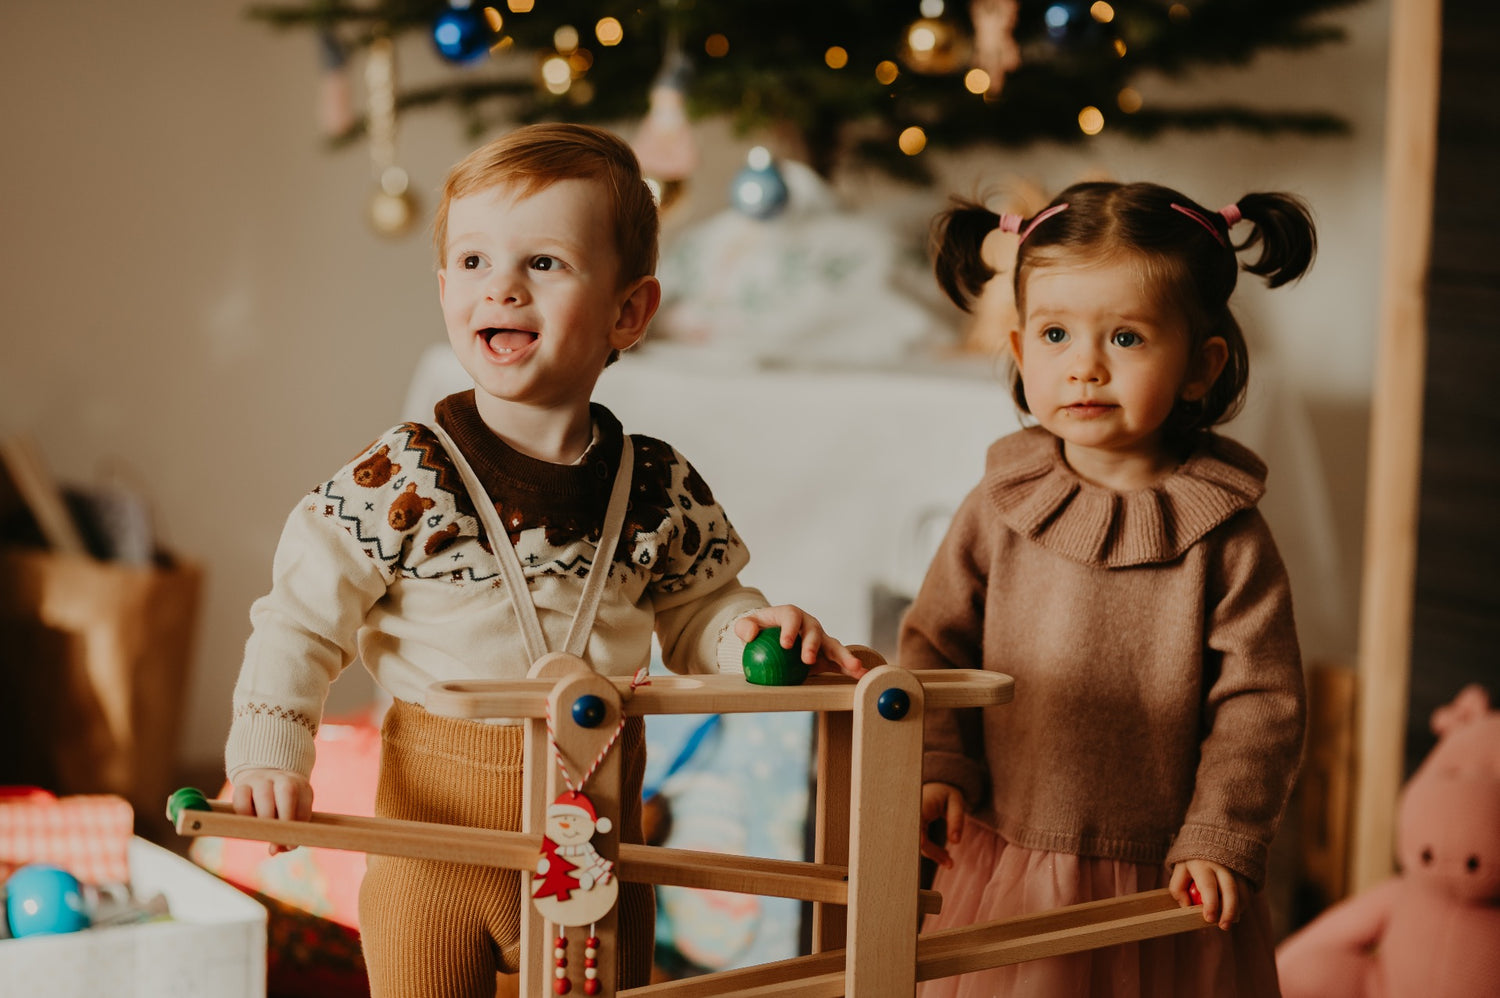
[225, 712, 317, 783]
[1165, 822, 1270, 890]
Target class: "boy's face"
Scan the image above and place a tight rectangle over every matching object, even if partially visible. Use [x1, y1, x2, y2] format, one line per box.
[438, 178, 655, 415]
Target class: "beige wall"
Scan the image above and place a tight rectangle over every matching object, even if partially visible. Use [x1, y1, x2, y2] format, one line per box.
[0, 1, 1389, 777]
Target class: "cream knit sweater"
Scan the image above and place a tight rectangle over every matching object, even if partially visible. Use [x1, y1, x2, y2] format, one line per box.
[226, 393, 766, 782]
[899, 427, 1305, 889]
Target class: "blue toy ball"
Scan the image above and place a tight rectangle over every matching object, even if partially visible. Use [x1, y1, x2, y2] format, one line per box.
[6, 864, 90, 938]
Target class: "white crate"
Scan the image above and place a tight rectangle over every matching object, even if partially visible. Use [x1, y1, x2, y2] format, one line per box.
[0, 837, 267, 998]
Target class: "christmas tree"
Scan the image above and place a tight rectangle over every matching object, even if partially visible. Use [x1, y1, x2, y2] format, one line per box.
[254, 0, 1363, 181]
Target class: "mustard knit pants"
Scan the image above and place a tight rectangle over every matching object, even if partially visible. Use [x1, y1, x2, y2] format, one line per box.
[359, 699, 655, 997]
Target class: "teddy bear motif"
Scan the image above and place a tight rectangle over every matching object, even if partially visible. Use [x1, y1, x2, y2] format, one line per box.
[353, 444, 400, 488]
[387, 482, 435, 532]
[424, 521, 460, 556]
[1276, 683, 1500, 998]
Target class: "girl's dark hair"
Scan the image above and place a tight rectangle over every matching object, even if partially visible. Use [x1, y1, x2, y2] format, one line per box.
[931, 182, 1317, 451]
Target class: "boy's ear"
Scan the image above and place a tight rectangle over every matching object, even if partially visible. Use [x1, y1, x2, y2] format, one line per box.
[1181, 335, 1229, 401]
[611, 275, 661, 351]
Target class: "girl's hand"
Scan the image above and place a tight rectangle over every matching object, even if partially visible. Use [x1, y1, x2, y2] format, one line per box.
[919, 782, 967, 868]
[733, 606, 867, 679]
[1170, 860, 1246, 930]
[232, 767, 314, 856]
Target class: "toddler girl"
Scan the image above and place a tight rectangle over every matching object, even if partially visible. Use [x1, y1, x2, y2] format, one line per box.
[903, 181, 1313, 996]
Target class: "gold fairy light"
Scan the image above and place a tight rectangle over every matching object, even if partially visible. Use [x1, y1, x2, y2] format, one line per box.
[825, 46, 849, 69]
[876, 60, 899, 84]
[705, 33, 729, 57]
[507, 0, 533, 11]
[1117, 87, 1142, 112]
[898, 126, 927, 155]
[1091, 2, 1115, 22]
[595, 17, 623, 46]
[1078, 105, 1105, 135]
[964, 68, 990, 94]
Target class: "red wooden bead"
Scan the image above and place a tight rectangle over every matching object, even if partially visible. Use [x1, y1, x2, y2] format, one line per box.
[554, 979, 571, 995]
[584, 981, 601, 996]
[555, 935, 569, 948]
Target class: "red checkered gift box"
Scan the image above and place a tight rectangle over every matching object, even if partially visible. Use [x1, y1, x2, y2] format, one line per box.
[0, 786, 133, 885]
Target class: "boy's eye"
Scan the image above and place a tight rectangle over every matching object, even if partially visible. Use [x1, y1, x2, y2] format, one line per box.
[1042, 326, 1067, 344]
[531, 255, 558, 271]
[1111, 330, 1143, 348]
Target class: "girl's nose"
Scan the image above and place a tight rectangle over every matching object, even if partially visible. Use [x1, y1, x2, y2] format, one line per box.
[1067, 345, 1107, 382]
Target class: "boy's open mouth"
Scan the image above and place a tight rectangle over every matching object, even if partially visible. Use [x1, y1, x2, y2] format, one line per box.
[482, 328, 538, 354]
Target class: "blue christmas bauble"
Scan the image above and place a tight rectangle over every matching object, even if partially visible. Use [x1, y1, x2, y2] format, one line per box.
[729, 148, 788, 220]
[6, 864, 89, 938]
[432, 7, 492, 65]
[1042, 1, 1099, 46]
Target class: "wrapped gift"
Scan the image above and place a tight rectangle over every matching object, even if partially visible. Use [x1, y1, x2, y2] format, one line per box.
[0, 787, 133, 885]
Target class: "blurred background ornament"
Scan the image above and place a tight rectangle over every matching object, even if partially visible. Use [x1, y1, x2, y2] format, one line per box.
[1042, 0, 1105, 48]
[316, 30, 355, 137]
[729, 147, 788, 220]
[364, 36, 419, 237]
[969, 0, 1021, 97]
[899, 0, 972, 75]
[633, 45, 697, 214]
[431, 1, 496, 65]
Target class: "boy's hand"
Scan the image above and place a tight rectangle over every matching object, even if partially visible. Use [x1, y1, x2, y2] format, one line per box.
[1170, 859, 1246, 930]
[733, 606, 867, 679]
[231, 767, 314, 855]
[919, 782, 966, 868]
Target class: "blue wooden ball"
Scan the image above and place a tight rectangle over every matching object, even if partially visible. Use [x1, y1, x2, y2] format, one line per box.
[572, 693, 607, 728]
[6, 864, 89, 938]
[877, 688, 911, 721]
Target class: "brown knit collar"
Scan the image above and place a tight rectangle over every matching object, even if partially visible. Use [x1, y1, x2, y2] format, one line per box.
[983, 426, 1267, 568]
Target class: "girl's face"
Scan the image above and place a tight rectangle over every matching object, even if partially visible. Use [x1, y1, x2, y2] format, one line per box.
[1009, 255, 1225, 490]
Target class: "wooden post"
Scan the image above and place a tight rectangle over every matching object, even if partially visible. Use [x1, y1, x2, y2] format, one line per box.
[846, 665, 925, 997]
[1351, 0, 1443, 892]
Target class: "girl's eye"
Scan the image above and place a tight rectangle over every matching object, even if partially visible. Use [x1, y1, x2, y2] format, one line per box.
[1042, 326, 1067, 344]
[1112, 331, 1143, 348]
[531, 255, 559, 272]
[460, 254, 482, 270]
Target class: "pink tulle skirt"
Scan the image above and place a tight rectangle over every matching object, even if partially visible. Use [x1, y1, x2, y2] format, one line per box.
[918, 818, 1282, 998]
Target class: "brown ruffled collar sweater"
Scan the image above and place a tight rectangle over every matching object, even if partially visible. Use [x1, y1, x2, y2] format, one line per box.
[899, 427, 1305, 888]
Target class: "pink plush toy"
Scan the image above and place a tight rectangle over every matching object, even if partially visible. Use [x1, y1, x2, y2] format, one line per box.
[1277, 684, 1500, 998]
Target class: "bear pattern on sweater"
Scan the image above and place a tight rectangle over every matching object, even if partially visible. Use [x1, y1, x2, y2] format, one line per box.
[312, 422, 740, 595]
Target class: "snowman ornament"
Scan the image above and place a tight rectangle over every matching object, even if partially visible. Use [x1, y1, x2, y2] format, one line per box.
[533, 789, 620, 925]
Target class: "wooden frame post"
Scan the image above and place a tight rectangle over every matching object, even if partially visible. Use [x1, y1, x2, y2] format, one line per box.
[1351, 0, 1443, 893]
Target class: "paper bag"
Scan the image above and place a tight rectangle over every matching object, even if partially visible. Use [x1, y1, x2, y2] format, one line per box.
[0, 548, 201, 842]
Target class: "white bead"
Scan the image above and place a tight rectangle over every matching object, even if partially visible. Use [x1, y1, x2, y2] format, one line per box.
[584, 969, 598, 980]
[554, 947, 566, 959]
[584, 947, 597, 958]
[555, 966, 568, 979]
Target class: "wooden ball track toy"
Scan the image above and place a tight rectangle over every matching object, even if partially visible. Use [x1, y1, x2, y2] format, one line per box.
[171, 651, 1210, 996]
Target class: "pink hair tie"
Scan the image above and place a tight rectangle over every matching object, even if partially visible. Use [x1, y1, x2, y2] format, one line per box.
[1219, 203, 1242, 228]
[1017, 203, 1068, 243]
[997, 212, 1024, 234]
[1171, 202, 1228, 247]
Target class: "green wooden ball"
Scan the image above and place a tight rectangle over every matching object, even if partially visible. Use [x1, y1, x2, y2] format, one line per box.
[166, 786, 209, 823]
[743, 627, 809, 686]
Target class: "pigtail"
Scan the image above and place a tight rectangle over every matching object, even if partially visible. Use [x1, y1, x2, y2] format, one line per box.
[1230, 192, 1317, 288]
[931, 198, 1001, 312]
